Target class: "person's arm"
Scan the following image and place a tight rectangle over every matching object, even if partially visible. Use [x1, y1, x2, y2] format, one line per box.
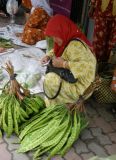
[64, 41, 96, 79]
[52, 57, 69, 69]
[41, 49, 54, 64]
[42, 49, 70, 68]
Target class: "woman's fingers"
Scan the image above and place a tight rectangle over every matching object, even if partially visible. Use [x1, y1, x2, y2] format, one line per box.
[52, 57, 64, 68]
[41, 56, 50, 64]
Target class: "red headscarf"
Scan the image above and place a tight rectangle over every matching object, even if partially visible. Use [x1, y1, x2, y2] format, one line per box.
[45, 14, 92, 57]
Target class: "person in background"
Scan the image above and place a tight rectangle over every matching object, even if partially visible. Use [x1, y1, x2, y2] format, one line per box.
[0, 0, 22, 17]
[22, 0, 53, 45]
[41, 14, 96, 107]
[89, 0, 116, 61]
[22, 0, 32, 10]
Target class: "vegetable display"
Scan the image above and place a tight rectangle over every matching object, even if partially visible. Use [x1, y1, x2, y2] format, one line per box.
[0, 61, 45, 137]
[0, 60, 100, 159]
[17, 76, 101, 159]
[18, 104, 88, 160]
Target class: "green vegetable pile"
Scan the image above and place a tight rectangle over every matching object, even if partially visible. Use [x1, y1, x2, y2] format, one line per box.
[0, 93, 45, 137]
[0, 61, 100, 159]
[0, 61, 45, 137]
[17, 76, 101, 159]
[0, 37, 13, 48]
[18, 104, 88, 160]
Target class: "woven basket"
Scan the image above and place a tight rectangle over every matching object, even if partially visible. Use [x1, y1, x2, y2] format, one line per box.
[94, 77, 116, 103]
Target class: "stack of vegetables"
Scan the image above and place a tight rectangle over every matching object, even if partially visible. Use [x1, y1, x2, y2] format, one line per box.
[0, 61, 45, 137]
[18, 104, 88, 160]
[17, 76, 101, 159]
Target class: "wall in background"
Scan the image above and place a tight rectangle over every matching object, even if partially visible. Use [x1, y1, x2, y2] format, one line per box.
[49, 0, 72, 17]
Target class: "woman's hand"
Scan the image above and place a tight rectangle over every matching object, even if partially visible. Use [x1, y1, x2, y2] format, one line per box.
[41, 55, 50, 64]
[52, 57, 66, 68]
